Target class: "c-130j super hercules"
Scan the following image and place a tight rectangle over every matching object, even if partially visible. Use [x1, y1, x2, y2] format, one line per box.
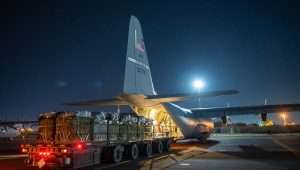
[66, 16, 300, 141]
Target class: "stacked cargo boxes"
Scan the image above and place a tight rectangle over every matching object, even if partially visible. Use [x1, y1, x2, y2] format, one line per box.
[37, 112, 56, 144]
[119, 113, 141, 142]
[93, 112, 119, 143]
[144, 118, 154, 140]
[94, 112, 150, 144]
[55, 111, 92, 144]
[37, 111, 169, 145]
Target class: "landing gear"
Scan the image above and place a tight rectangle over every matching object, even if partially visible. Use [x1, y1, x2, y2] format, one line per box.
[261, 112, 267, 121]
[221, 115, 227, 124]
[197, 137, 207, 143]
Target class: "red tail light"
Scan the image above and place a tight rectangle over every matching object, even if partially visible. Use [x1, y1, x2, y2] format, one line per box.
[76, 144, 83, 149]
[73, 142, 85, 150]
[38, 151, 51, 157]
[21, 148, 28, 153]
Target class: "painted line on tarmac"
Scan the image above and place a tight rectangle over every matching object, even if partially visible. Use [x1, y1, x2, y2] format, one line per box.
[161, 154, 194, 170]
[212, 133, 300, 137]
[0, 154, 26, 160]
[158, 147, 209, 169]
[212, 133, 269, 137]
[271, 136, 300, 157]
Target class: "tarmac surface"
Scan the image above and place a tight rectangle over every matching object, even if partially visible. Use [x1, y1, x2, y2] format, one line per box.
[0, 133, 300, 170]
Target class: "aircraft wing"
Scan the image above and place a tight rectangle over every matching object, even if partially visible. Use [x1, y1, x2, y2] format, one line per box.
[0, 121, 37, 126]
[190, 103, 300, 118]
[64, 90, 239, 107]
[64, 98, 129, 106]
[146, 90, 239, 103]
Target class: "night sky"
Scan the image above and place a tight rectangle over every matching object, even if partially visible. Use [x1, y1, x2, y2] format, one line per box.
[1, 0, 300, 124]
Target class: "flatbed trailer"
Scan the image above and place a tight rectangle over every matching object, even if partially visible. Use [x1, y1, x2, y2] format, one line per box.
[22, 111, 174, 169]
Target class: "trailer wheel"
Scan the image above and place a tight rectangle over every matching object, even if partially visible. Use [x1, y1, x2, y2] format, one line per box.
[113, 145, 124, 163]
[145, 143, 152, 157]
[165, 139, 172, 152]
[157, 140, 163, 154]
[130, 143, 139, 160]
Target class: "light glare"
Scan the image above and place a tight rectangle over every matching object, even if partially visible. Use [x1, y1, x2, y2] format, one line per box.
[193, 79, 205, 89]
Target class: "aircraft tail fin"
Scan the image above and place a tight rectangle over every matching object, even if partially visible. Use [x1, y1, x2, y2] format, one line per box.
[63, 16, 239, 108]
[123, 16, 156, 96]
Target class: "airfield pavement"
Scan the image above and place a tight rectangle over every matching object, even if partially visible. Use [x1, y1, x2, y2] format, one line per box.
[0, 133, 300, 170]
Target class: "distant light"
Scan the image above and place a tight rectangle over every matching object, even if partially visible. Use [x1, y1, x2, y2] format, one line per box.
[193, 79, 205, 90]
[179, 163, 191, 166]
[281, 113, 286, 119]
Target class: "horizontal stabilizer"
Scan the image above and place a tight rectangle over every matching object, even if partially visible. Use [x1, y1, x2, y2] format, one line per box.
[0, 121, 37, 126]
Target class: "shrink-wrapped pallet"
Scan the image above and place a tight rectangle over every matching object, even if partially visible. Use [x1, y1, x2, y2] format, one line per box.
[55, 111, 92, 144]
[38, 112, 56, 144]
[93, 112, 120, 142]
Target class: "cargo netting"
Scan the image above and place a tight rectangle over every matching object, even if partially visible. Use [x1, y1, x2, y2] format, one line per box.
[38, 112, 56, 144]
[55, 111, 92, 144]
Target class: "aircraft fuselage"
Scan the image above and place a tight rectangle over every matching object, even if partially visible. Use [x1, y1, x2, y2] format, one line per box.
[124, 94, 214, 140]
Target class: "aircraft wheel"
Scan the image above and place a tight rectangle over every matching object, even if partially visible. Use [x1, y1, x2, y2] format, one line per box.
[197, 137, 207, 144]
[130, 143, 139, 160]
[113, 145, 124, 163]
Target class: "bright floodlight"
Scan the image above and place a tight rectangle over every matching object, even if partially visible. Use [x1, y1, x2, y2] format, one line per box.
[193, 79, 205, 89]
[280, 113, 287, 126]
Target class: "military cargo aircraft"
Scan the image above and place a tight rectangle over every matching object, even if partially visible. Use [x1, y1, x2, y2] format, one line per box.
[65, 16, 300, 140]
